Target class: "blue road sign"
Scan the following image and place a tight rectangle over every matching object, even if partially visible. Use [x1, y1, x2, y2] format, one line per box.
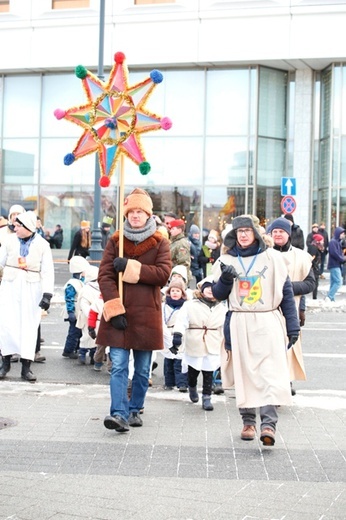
[281, 177, 296, 196]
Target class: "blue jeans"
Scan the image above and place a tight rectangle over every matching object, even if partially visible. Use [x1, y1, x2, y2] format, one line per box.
[64, 320, 82, 354]
[164, 358, 188, 388]
[327, 267, 342, 301]
[109, 348, 152, 421]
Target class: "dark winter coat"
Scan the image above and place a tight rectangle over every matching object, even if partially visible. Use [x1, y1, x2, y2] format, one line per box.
[52, 229, 63, 249]
[318, 227, 329, 252]
[327, 227, 346, 269]
[290, 224, 305, 250]
[188, 236, 203, 279]
[68, 230, 90, 260]
[307, 243, 321, 278]
[97, 230, 171, 351]
[198, 244, 220, 277]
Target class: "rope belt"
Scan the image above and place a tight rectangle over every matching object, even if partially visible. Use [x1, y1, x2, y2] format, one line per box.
[188, 326, 217, 340]
[6, 264, 40, 273]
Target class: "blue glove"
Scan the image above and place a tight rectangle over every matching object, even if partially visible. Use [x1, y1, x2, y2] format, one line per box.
[172, 332, 182, 347]
[113, 257, 128, 273]
[169, 333, 182, 355]
[110, 315, 127, 330]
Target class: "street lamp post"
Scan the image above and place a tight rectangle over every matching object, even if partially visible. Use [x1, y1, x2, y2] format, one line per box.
[89, 0, 105, 263]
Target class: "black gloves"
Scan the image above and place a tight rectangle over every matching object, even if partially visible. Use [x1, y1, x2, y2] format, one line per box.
[39, 293, 53, 311]
[220, 262, 238, 282]
[113, 257, 128, 273]
[68, 312, 76, 322]
[88, 327, 97, 340]
[287, 335, 299, 349]
[110, 315, 127, 330]
[299, 310, 305, 327]
[169, 332, 182, 355]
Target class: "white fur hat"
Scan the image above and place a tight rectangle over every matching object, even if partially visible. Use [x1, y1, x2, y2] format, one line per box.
[69, 256, 90, 274]
[85, 265, 99, 283]
[197, 275, 214, 291]
[16, 211, 36, 233]
[170, 265, 188, 284]
[9, 204, 25, 219]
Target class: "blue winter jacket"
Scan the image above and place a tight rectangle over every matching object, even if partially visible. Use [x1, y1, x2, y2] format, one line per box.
[327, 227, 346, 269]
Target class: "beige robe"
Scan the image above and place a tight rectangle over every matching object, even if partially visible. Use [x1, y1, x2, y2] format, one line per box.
[281, 247, 313, 381]
[213, 248, 293, 409]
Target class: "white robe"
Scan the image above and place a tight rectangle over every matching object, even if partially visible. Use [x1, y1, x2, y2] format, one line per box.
[0, 233, 54, 361]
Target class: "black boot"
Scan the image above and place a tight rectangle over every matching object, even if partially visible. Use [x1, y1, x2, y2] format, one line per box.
[0, 355, 11, 378]
[188, 386, 199, 403]
[20, 359, 37, 382]
[202, 394, 214, 411]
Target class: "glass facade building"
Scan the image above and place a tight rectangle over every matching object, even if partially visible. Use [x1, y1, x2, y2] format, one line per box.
[1, 1, 346, 248]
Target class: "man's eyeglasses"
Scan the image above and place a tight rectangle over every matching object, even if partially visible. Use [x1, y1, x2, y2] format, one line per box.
[236, 228, 253, 236]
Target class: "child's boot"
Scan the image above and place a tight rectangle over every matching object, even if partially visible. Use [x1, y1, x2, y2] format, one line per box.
[202, 394, 213, 411]
[188, 386, 199, 403]
[78, 348, 87, 364]
[89, 348, 96, 365]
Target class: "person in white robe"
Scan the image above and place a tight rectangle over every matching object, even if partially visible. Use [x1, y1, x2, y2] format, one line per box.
[0, 211, 54, 382]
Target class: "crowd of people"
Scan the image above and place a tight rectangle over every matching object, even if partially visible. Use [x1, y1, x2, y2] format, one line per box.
[1, 193, 345, 447]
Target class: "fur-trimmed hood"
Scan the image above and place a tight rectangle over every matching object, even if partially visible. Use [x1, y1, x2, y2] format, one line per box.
[223, 215, 267, 252]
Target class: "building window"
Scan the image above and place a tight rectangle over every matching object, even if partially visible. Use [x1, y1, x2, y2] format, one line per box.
[0, 0, 9, 13]
[134, 1, 175, 4]
[52, 0, 89, 9]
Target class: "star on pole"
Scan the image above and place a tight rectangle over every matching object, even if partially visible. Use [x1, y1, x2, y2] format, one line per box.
[54, 51, 172, 187]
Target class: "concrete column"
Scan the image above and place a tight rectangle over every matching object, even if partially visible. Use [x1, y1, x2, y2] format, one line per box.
[292, 68, 314, 243]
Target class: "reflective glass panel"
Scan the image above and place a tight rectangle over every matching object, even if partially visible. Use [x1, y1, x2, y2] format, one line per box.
[206, 69, 249, 136]
[40, 138, 95, 185]
[42, 73, 91, 138]
[1, 184, 38, 216]
[258, 68, 287, 139]
[257, 137, 285, 187]
[2, 139, 39, 184]
[205, 137, 249, 186]
[3, 76, 41, 137]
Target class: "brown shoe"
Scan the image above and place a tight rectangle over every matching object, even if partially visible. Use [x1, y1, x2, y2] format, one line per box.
[260, 428, 275, 446]
[241, 425, 256, 441]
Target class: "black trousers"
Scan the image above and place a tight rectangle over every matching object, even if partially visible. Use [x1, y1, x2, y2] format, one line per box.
[188, 365, 213, 396]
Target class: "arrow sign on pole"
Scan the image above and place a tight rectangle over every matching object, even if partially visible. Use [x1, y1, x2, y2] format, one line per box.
[281, 177, 296, 196]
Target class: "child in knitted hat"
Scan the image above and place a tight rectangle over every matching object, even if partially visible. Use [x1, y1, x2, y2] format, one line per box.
[62, 256, 90, 359]
[76, 266, 99, 365]
[161, 264, 194, 299]
[161, 277, 188, 391]
[170, 276, 226, 411]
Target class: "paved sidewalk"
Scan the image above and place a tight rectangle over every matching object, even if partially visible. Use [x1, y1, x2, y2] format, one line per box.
[1, 381, 345, 519]
[0, 251, 345, 519]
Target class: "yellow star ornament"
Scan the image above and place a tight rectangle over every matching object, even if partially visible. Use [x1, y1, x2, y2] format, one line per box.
[54, 51, 172, 187]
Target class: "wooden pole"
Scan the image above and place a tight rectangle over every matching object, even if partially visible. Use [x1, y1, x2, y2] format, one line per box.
[118, 154, 125, 302]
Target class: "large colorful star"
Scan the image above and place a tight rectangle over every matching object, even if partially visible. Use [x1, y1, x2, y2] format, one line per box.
[54, 51, 172, 187]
